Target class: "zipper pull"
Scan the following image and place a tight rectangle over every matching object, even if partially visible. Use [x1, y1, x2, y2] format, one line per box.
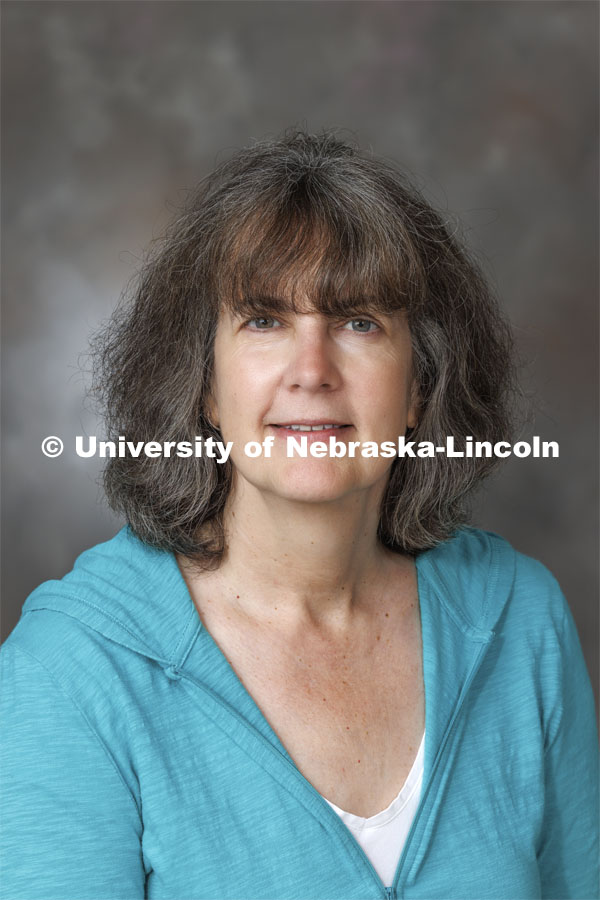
[384, 887, 396, 899]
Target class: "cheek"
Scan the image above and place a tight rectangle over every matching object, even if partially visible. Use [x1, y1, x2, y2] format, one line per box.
[212, 340, 251, 414]
[214, 356, 279, 430]
[358, 361, 413, 423]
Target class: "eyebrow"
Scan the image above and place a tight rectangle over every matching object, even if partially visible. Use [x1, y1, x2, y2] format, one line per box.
[229, 295, 292, 317]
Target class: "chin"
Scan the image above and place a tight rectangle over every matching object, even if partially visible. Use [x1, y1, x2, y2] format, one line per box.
[271, 483, 349, 504]
[262, 460, 381, 505]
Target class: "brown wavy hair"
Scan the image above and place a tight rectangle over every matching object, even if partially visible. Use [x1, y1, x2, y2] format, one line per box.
[91, 127, 518, 563]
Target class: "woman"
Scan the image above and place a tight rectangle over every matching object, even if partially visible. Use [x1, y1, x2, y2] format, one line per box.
[1, 129, 597, 900]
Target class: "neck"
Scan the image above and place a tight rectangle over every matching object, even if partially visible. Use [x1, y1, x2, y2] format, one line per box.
[184, 476, 407, 635]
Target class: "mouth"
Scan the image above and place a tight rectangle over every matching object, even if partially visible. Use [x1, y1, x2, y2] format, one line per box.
[272, 422, 350, 432]
[268, 421, 353, 442]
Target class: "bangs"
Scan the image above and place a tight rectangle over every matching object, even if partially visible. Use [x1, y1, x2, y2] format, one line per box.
[211, 194, 426, 320]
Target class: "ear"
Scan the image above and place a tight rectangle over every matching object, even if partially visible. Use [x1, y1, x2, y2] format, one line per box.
[204, 389, 220, 430]
[406, 378, 420, 430]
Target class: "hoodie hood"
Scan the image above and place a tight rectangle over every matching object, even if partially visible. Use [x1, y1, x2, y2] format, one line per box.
[22, 528, 197, 667]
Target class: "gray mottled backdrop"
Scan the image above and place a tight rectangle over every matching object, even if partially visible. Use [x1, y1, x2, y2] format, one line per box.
[2, 1, 598, 706]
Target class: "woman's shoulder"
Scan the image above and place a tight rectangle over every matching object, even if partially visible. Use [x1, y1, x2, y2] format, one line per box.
[418, 527, 596, 747]
[2, 525, 193, 689]
[416, 525, 568, 638]
[1, 527, 194, 814]
[0, 535, 147, 896]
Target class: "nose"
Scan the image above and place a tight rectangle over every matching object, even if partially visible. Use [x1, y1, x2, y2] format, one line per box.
[285, 318, 341, 392]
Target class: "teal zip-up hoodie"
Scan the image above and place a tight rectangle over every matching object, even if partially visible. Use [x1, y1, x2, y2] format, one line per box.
[1, 526, 597, 900]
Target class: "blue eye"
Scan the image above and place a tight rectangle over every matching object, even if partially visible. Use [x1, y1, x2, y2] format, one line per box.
[344, 318, 378, 333]
[245, 316, 280, 330]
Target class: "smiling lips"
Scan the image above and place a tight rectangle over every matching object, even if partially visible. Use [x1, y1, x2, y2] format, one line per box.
[269, 422, 352, 442]
[273, 423, 348, 431]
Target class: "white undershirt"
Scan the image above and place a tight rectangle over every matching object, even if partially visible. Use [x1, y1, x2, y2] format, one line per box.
[321, 731, 425, 888]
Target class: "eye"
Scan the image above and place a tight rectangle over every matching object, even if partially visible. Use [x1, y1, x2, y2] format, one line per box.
[343, 318, 379, 334]
[244, 316, 281, 330]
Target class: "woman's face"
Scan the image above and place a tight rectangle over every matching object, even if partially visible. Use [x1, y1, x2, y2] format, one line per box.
[209, 294, 419, 506]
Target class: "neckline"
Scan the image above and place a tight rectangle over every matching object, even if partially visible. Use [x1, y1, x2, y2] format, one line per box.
[172, 541, 432, 798]
[321, 729, 426, 829]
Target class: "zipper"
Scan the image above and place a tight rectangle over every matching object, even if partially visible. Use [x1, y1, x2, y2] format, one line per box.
[389, 639, 491, 899]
